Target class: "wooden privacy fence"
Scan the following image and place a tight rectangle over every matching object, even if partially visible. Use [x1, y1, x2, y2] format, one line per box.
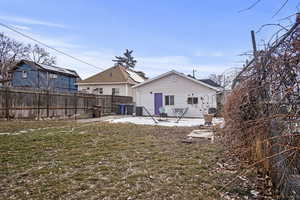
[0, 87, 133, 119]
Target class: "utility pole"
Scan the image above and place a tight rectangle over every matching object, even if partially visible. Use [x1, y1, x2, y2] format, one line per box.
[251, 30, 260, 76]
[251, 30, 257, 61]
[192, 69, 196, 78]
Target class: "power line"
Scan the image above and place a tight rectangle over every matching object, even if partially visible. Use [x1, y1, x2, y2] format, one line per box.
[0, 21, 105, 71]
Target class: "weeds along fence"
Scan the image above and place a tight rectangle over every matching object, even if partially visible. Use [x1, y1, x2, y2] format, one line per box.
[0, 87, 132, 120]
[224, 17, 300, 199]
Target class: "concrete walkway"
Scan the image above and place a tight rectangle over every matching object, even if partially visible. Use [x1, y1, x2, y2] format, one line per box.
[76, 115, 127, 123]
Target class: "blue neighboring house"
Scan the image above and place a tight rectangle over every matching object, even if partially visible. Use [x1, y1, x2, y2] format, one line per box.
[10, 60, 80, 92]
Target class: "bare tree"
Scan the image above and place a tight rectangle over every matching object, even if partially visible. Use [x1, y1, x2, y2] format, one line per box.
[0, 33, 57, 85]
[209, 74, 223, 86]
[113, 49, 137, 68]
[0, 33, 29, 84]
[239, 0, 291, 18]
[209, 68, 241, 89]
[27, 44, 56, 65]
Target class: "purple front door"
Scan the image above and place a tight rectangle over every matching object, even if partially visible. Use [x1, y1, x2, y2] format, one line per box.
[154, 93, 163, 115]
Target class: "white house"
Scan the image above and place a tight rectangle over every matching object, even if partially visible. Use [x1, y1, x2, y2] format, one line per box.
[133, 70, 221, 117]
[77, 65, 147, 97]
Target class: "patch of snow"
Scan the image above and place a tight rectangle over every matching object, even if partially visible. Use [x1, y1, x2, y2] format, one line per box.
[40, 64, 77, 77]
[106, 116, 224, 127]
[0, 132, 10, 136]
[188, 130, 213, 138]
[250, 190, 259, 197]
[0, 132, 21, 136]
[187, 129, 214, 143]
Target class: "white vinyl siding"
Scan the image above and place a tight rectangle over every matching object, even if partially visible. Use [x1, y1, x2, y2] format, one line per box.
[134, 74, 217, 117]
[78, 84, 133, 97]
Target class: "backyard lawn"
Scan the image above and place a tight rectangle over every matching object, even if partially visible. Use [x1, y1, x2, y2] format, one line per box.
[0, 121, 258, 200]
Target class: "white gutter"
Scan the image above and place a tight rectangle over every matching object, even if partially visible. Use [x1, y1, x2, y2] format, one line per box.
[76, 82, 132, 85]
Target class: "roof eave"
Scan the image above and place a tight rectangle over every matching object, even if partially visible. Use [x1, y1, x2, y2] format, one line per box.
[16, 60, 79, 78]
[76, 81, 132, 85]
[133, 70, 220, 91]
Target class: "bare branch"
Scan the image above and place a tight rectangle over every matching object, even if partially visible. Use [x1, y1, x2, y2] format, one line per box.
[272, 0, 289, 18]
[238, 0, 261, 13]
[256, 23, 289, 34]
[27, 44, 56, 65]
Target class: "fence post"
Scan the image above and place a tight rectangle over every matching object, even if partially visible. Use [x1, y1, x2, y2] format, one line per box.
[46, 90, 50, 118]
[111, 92, 114, 113]
[65, 98, 68, 117]
[37, 92, 40, 120]
[74, 93, 77, 120]
[5, 87, 9, 120]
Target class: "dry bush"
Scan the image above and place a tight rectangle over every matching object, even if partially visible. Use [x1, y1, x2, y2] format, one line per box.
[222, 18, 300, 199]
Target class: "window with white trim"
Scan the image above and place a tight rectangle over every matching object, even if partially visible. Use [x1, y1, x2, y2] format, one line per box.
[93, 88, 103, 94]
[187, 97, 198, 105]
[112, 88, 120, 95]
[22, 71, 27, 78]
[165, 95, 174, 105]
[49, 73, 57, 79]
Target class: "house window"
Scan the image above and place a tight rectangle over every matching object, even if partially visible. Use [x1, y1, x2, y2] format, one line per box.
[22, 71, 27, 78]
[188, 97, 198, 105]
[93, 88, 103, 94]
[49, 73, 57, 79]
[165, 95, 174, 105]
[112, 88, 120, 95]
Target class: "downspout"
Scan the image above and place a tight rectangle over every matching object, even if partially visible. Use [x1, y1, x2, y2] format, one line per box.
[125, 84, 128, 96]
[47, 72, 49, 89]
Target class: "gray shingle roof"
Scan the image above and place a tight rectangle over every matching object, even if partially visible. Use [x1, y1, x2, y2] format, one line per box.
[15, 60, 80, 78]
[198, 79, 221, 88]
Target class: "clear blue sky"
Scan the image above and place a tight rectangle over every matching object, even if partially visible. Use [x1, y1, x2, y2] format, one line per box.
[0, 0, 300, 78]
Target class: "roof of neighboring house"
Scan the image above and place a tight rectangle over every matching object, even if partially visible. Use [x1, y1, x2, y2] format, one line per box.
[133, 70, 220, 91]
[198, 79, 222, 88]
[12, 60, 80, 78]
[77, 65, 146, 85]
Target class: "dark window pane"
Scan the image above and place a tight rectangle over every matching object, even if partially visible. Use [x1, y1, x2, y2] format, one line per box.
[187, 97, 192, 104]
[170, 96, 174, 105]
[112, 88, 119, 95]
[193, 97, 198, 104]
[165, 96, 169, 105]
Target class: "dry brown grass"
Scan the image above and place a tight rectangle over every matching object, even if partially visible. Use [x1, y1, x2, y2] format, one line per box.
[0, 121, 258, 199]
